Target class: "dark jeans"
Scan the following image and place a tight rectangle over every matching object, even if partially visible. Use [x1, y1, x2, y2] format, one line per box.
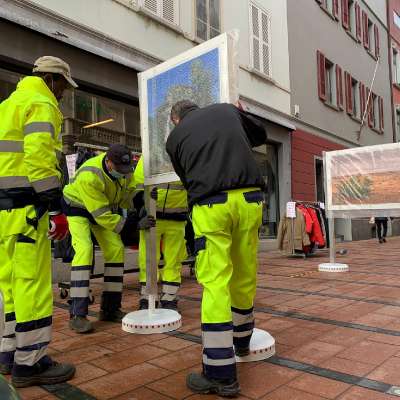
[376, 220, 388, 240]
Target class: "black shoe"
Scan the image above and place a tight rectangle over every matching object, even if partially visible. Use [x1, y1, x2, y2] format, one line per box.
[383, 238, 387, 243]
[186, 372, 240, 397]
[99, 309, 125, 322]
[0, 362, 12, 375]
[12, 360, 75, 388]
[379, 239, 384, 244]
[160, 299, 178, 311]
[138, 299, 159, 310]
[235, 346, 250, 358]
[69, 316, 93, 333]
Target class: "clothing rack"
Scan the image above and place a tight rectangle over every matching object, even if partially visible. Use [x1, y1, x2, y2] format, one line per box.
[286, 200, 328, 259]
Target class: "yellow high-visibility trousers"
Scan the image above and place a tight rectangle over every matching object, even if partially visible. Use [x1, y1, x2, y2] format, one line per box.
[68, 216, 124, 316]
[192, 188, 263, 381]
[139, 219, 186, 302]
[0, 206, 53, 371]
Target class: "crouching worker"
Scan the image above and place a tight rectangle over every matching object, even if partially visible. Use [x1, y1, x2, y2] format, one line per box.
[63, 144, 155, 333]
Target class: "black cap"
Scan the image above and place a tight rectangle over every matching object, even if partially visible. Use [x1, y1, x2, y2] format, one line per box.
[106, 144, 134, 174]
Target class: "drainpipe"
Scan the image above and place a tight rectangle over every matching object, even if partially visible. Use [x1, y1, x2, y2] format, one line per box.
[387, 0, 397, 142]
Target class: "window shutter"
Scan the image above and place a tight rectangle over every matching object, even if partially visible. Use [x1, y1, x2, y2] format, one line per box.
[362, 11, 369, 49]
[366, 88, 373, 127]
[261, 11, 272, 77]
[144, 0, 158, 14]
[333, 0, 339, 20]
[317, 51, 326, 101]
[342, 0, 349, 29]
[336, 65, 344, 110]
[379, 97, 384, 132]
[374, 25, 380, 58]
[355, 3, 362, 41]
[360, 82, 365, 118]
[162, 0, 177, 24]
[251, 5, 261, 72]
[344, 72, 352, 114]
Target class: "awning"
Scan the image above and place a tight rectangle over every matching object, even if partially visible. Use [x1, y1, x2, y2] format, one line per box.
[240, 99, 296, 131]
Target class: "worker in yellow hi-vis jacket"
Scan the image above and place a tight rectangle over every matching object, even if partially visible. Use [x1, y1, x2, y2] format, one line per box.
[63, 145, 155, 333]
[134, 157, 188, 310]
[0, 56, 77, 387]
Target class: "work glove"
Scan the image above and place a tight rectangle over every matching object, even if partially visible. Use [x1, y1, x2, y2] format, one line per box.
[138, 215, 156, 230]
[150, 187, 158, 201]
[48, 213, 69, 241]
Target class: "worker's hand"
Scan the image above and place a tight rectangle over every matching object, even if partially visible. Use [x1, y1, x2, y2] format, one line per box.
[235, 100, 244, 111]
[48, 213, 69, 241]
[150, 187, 158, 201]
[138, 215, 156, 230]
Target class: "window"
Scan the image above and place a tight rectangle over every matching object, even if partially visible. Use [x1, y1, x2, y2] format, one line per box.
[394, 11, 400, 29]
[396, 108, 400, 139]
[367, 19, 374, 51]
[196, 0, 220, 41]
[371, 93, 379, 130]
[141, 0, 178, 25]
[315, 158, 324, 203]
[323, 0, 333, 14]
[319, 0, 339, 19]
[348, 0, 356, 35]
[317, 51, 337, 106]
[393, 48, 400, 84]
[351, 77, 360, 119]
[325, 59, 336, 105]
[250, 3, 272, 77]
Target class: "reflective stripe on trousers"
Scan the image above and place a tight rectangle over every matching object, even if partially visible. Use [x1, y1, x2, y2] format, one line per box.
[0, 206, 53, 367]
[192, 188, 262, 380]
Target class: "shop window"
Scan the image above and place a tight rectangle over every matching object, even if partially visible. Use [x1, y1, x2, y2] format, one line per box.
[315, 158, 324, 203]
[254, 143, 280, 239]
[75, 92, 93, 123]
[0, 68, 21, 103]
[96, 97, 125, 132]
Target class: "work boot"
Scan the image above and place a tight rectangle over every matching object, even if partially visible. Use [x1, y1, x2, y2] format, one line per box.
[12, 359, 75, 388]
[69, 316, 93, 333]
[160, 299, 178, 311]
[186, 372, 240, 397]
[234, 346, 250, 358]
[0, 362, 12, 375]
[99, 309, 125, 322]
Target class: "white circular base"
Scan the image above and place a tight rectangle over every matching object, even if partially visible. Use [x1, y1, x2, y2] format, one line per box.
[318, 263, 349, 272]
[236, 328, 276, 363]
[122, 309, 181, 334]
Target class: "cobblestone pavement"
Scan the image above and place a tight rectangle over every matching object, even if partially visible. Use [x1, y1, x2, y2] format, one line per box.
[10, 238, 400, 399]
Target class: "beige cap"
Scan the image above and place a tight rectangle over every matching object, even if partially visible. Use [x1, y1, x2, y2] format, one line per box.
[33, 56, 78, 88]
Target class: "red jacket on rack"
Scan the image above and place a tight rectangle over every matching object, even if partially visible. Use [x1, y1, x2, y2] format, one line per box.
[297, 205, 325, 248]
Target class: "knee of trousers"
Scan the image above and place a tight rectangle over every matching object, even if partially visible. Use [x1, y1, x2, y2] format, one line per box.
[72, 244, 93, 266]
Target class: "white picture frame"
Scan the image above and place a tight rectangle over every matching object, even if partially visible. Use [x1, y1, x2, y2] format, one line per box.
[138, 30, 239, 185]
[324, 142, 400, 217]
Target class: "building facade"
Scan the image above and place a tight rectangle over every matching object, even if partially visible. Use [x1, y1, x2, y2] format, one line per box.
[389, 0, 400, 139]
[0, 0, 294, 239]
[287, 0, 394, 240]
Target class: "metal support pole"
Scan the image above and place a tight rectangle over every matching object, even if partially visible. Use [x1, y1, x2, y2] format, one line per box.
[144, 185, 158, 314]
[328, 217, 336, 264]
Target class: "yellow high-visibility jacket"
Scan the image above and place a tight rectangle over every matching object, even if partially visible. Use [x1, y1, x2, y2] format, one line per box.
[134, 157, 188, 220]
[63, 153, 136, 233]
[0, 76, 63, 209]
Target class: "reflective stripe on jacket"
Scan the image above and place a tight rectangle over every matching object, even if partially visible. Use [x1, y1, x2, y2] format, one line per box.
[0, 76, 63, 202]
[133, 157, 188, 217]
[63, 153, 136, 233]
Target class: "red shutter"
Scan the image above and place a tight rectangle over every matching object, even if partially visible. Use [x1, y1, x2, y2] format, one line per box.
[374, 25, 380, 58]
[345, 72, 353, 114]
[333, 0, 339, 19]
[360, 83, 365, 118]
[379, 97, 384, 132]
[317, 51, 326, 101]
[342, 0, 349, 29]
[355, 3, 362, 41]
[366, 88, 373, 127]
[363, 11, 369, 49]
[336, 65, 344, 110]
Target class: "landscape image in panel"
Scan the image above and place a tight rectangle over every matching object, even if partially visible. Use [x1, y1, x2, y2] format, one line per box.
[146, 48, 220, 176]
[330, 147, 400, 206]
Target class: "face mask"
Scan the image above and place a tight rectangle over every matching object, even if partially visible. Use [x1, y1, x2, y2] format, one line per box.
[110, 169, 125, 179]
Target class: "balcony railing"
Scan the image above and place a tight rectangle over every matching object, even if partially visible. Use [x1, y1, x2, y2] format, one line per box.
[62, 118, 141, 153]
